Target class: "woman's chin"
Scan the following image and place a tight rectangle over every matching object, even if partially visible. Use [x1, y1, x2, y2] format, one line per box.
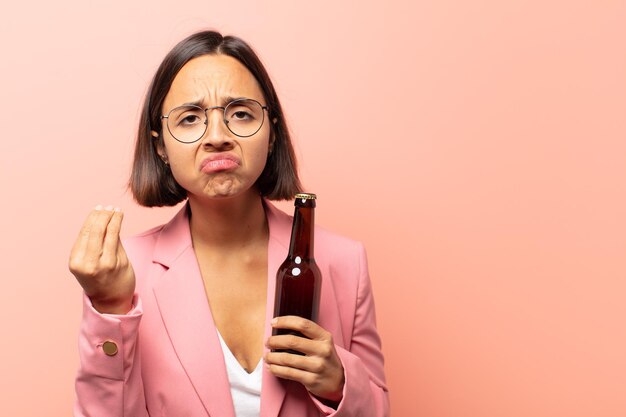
[199, 178, 246, 199]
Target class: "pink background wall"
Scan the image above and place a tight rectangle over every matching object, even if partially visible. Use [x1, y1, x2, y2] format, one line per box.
[1, 1, 624, 415]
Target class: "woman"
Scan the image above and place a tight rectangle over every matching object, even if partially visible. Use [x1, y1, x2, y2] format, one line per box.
[69, 30, 389, 417]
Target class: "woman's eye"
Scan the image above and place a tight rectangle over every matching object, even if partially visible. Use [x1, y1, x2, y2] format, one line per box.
[232, 111, 252, 120]
[179, 115, 200, 125]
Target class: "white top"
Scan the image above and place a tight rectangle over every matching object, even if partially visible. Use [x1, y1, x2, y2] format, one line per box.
[216, 329, 263, 417]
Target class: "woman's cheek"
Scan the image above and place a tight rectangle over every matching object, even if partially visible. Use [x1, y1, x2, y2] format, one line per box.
[168, 157, 196, 191]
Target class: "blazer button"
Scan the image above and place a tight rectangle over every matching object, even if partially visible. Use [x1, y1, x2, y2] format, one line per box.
[102, 341, 118, 356]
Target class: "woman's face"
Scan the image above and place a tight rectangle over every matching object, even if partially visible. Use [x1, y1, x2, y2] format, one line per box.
[153, 54, 272, 201]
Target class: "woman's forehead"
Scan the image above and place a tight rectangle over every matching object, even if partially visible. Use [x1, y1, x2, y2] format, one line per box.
[164, 54, 263, 109]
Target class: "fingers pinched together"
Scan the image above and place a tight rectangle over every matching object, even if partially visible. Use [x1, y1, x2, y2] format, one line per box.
[68, 205, 135, 314]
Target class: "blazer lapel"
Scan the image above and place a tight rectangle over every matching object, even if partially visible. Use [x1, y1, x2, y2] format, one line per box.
[260, 200, 291, 417]
[152, 204, 236, 417]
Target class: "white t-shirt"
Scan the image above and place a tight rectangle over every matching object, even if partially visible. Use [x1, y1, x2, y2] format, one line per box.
[216, 330, 263, 417]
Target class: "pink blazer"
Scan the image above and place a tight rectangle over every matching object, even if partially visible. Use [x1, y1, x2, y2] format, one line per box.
[74, 200, 389, 417]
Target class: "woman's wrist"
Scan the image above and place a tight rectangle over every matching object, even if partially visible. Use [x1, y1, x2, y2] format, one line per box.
[90, 295, 134, 315]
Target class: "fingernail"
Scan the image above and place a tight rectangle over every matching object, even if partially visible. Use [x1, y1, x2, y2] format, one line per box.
[114, 207, 122, 212]
[95, 205, 103, 211]
[271, 318, 278, 326]
[104, 205, 114, 211]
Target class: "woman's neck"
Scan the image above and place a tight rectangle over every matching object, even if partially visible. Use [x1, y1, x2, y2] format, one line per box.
[187, 191, 269, 251]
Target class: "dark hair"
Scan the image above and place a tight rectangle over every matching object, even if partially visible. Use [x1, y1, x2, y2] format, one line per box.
[130, 30, 302, 206]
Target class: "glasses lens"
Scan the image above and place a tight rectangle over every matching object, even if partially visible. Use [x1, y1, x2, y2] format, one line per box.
[167, 105, 206, 143]
[225, 99, 264, 137]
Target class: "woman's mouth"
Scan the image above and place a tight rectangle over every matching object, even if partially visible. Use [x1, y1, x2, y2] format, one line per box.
[200, 154, 241, 173]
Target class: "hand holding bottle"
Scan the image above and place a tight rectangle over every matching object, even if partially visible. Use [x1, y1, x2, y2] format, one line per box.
[265, 316, 345, 405]
[68, 205, 135, 314]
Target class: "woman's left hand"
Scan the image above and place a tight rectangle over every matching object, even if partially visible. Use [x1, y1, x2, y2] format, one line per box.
[265, 316, 345, 403]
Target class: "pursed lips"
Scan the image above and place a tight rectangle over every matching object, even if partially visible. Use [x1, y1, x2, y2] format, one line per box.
[199, 153, 241, 173]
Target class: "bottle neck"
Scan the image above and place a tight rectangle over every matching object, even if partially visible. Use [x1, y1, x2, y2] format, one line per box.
[288, 202, 315, 259]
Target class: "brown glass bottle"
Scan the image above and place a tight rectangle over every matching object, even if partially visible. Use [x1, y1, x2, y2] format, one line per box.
[272, 193, 322, 355]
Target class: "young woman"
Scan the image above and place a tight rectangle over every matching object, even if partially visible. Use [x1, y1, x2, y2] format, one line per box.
[69, 30, 389, 417]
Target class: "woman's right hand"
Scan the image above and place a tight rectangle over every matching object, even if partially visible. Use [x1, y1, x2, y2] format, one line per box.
[69, 205, 135, 314]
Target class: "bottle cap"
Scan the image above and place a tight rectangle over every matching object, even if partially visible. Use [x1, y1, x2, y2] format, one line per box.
[295, 193, 317, 200]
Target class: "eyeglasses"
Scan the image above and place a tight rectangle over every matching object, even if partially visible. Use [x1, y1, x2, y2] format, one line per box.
[161, 98, 269, 143]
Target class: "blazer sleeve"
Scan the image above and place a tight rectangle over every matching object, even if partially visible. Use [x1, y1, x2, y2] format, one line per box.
[74, 292, 149, 417]
[309, 242, 390, 417]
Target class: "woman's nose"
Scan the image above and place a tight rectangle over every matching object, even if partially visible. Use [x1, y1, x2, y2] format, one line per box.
[201, 107, 233, 148]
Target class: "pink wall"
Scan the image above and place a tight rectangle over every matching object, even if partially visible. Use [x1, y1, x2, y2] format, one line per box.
[1, 1, 624, 415]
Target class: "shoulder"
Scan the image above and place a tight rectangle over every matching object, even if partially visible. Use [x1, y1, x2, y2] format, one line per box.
[268, 201, 364, 259]
[316, 226, 367, 292]
[315, 224, 365, 260]
[122, 223, 164, 245]
[120, 224, 165, 259]
[267, 200, 365, 263]
[119, 203, 190, 261]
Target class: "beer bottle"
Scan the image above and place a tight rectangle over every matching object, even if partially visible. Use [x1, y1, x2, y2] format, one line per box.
[272, 193, 322, 355]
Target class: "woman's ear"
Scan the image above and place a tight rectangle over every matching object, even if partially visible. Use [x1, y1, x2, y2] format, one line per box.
[151, 130, 168, 164]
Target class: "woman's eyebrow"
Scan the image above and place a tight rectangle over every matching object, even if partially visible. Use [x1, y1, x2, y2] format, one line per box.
[180, 96, 247, 107]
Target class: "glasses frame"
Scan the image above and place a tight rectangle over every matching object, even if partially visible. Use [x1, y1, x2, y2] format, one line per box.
[160, 98, 269, 143]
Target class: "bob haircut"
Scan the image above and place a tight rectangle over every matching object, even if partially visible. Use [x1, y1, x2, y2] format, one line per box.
[130, 30, 302, 206]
